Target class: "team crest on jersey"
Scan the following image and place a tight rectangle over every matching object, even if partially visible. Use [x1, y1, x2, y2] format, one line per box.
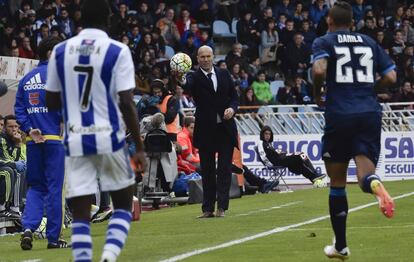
[29, 92, 40, 105]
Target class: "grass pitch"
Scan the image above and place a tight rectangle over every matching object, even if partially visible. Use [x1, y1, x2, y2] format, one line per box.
[0, 180, 413, 262]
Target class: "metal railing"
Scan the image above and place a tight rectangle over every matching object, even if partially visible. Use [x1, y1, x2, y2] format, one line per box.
[184, 102, 414, 135]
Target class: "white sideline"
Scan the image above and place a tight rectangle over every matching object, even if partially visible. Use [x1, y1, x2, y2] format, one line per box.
[160, 191, 414, 262]
[233, 201, 302, 217]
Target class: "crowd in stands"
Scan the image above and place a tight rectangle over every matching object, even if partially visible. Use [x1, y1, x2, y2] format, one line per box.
[1, 0, 414, 109]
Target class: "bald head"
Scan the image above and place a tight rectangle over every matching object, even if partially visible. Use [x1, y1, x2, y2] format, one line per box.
[197, 45, 214, 72]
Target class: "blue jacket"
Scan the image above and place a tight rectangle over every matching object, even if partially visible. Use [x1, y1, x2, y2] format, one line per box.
[15, 61, 62, 145]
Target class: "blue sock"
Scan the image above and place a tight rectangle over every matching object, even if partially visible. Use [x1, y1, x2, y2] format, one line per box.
[361, 174, 381, 193]
[329, 187, 348, 251]
[71, 220, 92, 262]
[101, 209, 132, 261]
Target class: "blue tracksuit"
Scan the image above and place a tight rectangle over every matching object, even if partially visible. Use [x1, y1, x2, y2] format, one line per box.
[15, 61, 65, 244]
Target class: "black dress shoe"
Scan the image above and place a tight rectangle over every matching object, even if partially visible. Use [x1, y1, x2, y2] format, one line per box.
[216, 208, 225, 218]
[197, 212, 215, 218]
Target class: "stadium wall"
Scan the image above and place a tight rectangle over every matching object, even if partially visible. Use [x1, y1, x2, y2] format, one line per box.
[241, 132, 414, 184]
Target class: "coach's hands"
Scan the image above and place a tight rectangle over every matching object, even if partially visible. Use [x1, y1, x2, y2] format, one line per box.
[29, 128, 46, 143]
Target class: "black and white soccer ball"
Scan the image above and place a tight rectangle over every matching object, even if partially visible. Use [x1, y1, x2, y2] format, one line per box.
[170, 53, 192, 74]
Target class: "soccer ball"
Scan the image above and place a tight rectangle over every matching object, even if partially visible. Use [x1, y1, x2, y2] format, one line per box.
[170, 53, 192, 74]
[34, 217, 47, 239]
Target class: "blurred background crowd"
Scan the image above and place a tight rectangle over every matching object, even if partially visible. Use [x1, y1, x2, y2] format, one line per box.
[1, 0, 414, 109]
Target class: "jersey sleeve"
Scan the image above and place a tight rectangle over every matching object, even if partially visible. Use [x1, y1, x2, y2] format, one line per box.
[45, 47, 62, 93]
[113, 46, 135, 93]
[311, 37, 331, 63]
[375, 43, 396, 76]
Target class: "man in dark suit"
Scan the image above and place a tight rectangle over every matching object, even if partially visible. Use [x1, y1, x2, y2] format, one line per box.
[174, 45, 239, 218]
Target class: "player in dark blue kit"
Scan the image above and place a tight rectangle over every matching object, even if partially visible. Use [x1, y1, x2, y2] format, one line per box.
[15, 37, 69, 250]
[311, 2, 397, 260]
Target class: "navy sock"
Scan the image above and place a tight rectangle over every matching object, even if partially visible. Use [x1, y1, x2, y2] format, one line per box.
[329, 187, 348, 251]
[361, 174, 381, 193]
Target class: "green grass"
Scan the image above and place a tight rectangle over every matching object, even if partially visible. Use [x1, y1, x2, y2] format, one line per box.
[1, 180, 413, 262]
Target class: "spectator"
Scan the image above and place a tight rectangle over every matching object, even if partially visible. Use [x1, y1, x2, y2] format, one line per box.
[277, 82, 300, 105]
[293, 75, 312, 104]
[240, 87, 260, 112]
[177, 116, 200, 168]
[156, 8, 180, 49]
[181, 23, 201, 48]
[225, 43, 249, 71]
[11, 46, 19, 57]
[216, 0, 239, 25]
[18, 37, 35, 59]
[176, 85, 195, 112]
[198, 30, 214, 50]
[151, 79, 180, 140]
[251, 71, 272, 104]
[276, 13, 288, 31]
[109, 3, 128, 37]
[272, 0, 294, 20]
[310, 0, 328, 26]
[0, 115, 26, 219]
[388, 5, 404, 31]
[0, 23, 16, 56]
[279, 19, 296, 47]
[293, 1, 305, 23]
[135, 32, 155, 61]
[376, 30, 391, 53]
[136, 2, 154, 33]
[154, 2, 167, 22]
[217, 60, 227, 70]
[401, 18, 414, 45]
[56, 7, 74, 38]
[352, 0, 368, 25]
[180, 33, 198, 64]
[392, 80, 414, 104]
[260, 18, 279, 65]
[284, 33, 310, 77]
[358, 16, 377, 40]
[192, 1, 212, 26]
[175, 8, 195, 36]
[236, 9, 260, 56]
[301, 19, 316, 50]
[127, 24, 141, 50]
[256, 6, 274, 33]
[230, 63, 243, 92]
[390, 29, 406, 66]
[34, 23, 50, 47]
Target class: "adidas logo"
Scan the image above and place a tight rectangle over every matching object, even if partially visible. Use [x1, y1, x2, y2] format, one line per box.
[24, 73, 45, 91]
[25, 73, 42, 85]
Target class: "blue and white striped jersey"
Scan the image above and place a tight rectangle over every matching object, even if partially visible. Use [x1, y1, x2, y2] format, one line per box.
[45, 29, 135, 156]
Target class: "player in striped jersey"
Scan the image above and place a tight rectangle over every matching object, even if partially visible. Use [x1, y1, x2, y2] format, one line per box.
[45, 0, 146, 261]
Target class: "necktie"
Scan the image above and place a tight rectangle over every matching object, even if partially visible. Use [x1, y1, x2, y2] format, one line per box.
[207, 72, 215, 91]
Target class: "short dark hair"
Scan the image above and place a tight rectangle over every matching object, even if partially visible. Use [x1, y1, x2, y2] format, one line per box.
[37, 36, 61, 61]
[329, 1, 353, 27]
[81, 0, 111, 28]
[184, 116, 195, 127]
[4, 114, 16, 127]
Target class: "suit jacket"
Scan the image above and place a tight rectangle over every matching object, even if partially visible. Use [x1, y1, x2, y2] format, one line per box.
[184, 66, 239, 150]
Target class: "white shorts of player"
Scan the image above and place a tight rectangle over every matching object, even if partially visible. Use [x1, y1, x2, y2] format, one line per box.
[65, 147, 135, 199]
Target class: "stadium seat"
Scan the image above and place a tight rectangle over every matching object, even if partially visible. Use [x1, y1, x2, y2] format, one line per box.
[165, 45, 175, 59]
[213, 20, 236, 38]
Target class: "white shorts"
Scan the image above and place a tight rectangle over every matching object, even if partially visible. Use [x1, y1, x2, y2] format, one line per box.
[65, 147, 135, 199]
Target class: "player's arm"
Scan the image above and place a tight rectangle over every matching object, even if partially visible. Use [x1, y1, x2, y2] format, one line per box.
[312, 58, 327, 106]
[14, 79, 32, 133]
[375, 70, 397, 92]
[374, 43, 397, 92]
[115, 46, 146, 171]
